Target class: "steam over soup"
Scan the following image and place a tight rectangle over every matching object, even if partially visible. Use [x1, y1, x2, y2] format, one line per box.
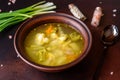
[24, 23, 85, 66]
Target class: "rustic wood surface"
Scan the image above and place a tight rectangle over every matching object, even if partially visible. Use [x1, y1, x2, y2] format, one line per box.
[0, 0, 120, 80]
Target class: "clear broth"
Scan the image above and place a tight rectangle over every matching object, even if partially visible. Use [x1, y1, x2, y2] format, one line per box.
[24, 23, 84, 66]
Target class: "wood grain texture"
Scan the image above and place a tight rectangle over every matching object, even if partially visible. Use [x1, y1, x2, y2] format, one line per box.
[0, 0, 120, 80]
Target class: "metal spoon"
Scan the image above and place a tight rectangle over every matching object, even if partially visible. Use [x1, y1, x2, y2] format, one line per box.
[101, 25, 119, 45]
[93, 25, 119, 80]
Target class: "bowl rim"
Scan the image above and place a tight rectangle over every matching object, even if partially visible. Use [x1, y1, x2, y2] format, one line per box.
[14, 12, 92, 72]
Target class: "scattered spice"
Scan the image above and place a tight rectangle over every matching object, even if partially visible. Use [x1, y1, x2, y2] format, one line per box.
[8, 2, 11, 5]
[0, 64, 3, 67]
[113, 9, 117, 13]
[113, 14, 116, 17]
[8, 35, 12, 39]
[9, 0, 16, 4]
[104, 46, 107, 49]
[110, 71, 114, 75]
[112, 9, 117, 17]
[99, 1, 103, 4]
[0, 9, 2, 12]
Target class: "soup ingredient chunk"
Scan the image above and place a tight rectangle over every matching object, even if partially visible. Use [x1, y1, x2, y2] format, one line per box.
[24, 23, 85, 66]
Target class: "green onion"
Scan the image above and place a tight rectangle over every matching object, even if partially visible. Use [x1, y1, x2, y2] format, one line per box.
[0, 1, 56, 32]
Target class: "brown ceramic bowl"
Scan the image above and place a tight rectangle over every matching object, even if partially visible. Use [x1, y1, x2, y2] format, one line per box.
[14, 13, 92, 72]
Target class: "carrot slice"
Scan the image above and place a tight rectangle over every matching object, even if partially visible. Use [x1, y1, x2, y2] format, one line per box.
[45, 25, 53, 35]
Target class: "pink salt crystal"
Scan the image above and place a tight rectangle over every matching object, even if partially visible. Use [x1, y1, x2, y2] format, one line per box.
[9, 0, 16, 4]
[113, 14, 116, 17]
[0, 9, 2, 12]
[8, 2, 11, 5]
[113, 9, 117, 13]
[8, 35, 12, 39]
[110, 71, 114, 75]
[99, 1, 103, 4]
[0, 64, 3, 67]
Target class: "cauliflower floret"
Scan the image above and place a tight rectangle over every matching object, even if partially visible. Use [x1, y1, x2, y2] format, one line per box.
[35, 33, 45, 45]
[58, 34, 68, 43]
[50, 33, 58, 39]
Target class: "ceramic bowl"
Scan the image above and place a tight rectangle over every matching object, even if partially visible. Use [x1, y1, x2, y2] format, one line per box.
[14, 13, 92, 72]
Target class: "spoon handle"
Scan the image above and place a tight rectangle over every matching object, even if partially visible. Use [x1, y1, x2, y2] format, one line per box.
[93, 47, 108, 80]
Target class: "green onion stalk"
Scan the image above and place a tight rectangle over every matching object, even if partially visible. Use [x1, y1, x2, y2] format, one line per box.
[0, 1, 56, 32]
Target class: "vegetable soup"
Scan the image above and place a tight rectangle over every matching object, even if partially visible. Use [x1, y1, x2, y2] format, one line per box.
[24, 23, 85, 66]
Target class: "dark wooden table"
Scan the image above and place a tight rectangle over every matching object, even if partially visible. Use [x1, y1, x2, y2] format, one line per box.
[0, 0, 120, 80]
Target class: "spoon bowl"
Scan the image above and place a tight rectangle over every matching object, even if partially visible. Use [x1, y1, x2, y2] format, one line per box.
[101, 25, 119, 45]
